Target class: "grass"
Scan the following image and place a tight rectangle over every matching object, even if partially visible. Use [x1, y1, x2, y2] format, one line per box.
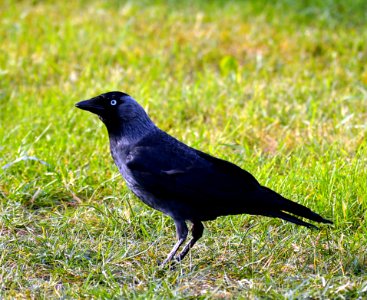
[1, 0, 367, 298]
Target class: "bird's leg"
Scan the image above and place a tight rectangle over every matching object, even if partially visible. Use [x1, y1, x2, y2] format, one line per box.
[176, 221, 204, 262]
[161, 219, 188, 266]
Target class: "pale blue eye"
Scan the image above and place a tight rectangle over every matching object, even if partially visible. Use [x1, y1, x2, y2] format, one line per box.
[110, 100, 117, 106]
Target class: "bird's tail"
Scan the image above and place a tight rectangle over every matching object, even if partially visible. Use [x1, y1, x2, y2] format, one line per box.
[260, 186, 333, 229]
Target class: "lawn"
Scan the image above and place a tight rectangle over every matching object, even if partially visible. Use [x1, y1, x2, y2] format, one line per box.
[1, 0, 367, 298]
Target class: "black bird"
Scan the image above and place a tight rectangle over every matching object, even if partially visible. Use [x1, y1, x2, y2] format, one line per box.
[75, 91, 332, 265]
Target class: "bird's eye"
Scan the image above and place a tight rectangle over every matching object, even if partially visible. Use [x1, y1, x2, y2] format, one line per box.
[110, 99, 117, 106]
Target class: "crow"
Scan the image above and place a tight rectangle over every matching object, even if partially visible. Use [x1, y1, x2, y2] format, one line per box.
[75, 91, 332, 265]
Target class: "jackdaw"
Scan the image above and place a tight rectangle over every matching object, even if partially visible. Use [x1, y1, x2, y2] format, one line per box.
[75, 91, 332, 265]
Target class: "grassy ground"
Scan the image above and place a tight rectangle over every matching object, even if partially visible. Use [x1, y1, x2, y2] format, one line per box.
[1, 0, 367, 298]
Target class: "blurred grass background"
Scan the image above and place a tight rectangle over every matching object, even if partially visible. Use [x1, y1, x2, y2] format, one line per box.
[0, 0, 367, 298]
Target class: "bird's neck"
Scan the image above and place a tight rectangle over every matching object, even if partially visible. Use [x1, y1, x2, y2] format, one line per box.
[106, 116, 156, 148]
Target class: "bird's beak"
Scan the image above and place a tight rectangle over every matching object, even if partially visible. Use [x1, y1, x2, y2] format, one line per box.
[75, 97, 104, 115]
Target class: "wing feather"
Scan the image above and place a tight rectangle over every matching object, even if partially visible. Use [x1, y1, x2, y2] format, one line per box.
[126, 145, 260, 219]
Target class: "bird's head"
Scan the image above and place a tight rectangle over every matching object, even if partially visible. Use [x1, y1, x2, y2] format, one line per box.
[76, 91, 152, 122]
[76, 91, 155, 139]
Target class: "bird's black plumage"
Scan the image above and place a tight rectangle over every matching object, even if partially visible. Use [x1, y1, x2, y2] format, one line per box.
[76, 91, 332, 265]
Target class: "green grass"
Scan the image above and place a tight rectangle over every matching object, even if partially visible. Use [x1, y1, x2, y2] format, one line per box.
[1, 0, 367, 298]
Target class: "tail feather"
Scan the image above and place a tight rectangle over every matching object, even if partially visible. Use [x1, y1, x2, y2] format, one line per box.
[267, 210, 318, 229]
[260, 186, 333, 225]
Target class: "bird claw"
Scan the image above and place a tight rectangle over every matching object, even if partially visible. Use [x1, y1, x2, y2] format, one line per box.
[158, 258, 178, 270]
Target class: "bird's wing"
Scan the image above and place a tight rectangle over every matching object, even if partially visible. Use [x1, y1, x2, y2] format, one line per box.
[125, 145, 261, 219]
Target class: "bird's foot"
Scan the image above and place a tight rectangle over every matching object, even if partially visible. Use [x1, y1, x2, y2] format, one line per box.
[158, 258, 178, 270]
